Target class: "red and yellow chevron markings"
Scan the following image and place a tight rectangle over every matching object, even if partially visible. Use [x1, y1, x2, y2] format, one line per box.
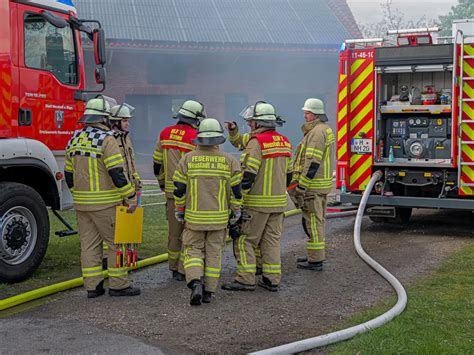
[348, 51, 375, 191]
[460, 44, 474, 196]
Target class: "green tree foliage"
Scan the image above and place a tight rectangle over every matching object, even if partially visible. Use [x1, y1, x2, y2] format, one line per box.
[439, 0, 474, 36]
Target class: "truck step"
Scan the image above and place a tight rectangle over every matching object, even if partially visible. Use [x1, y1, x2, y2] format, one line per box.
[460, 162, 474, 166]
[460, 183, 474, 187]
[461, 120, 474, 124]
[463, 55, 474, 59]
[462, 98, 474, 102]
[461, 141, 474, 144]
[462, 77, 474, 81]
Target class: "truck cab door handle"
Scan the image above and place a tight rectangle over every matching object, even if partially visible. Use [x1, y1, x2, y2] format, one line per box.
[19, 108, 32, 126]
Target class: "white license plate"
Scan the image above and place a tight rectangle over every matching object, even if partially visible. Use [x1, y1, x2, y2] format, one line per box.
[350, 139, 372, 154]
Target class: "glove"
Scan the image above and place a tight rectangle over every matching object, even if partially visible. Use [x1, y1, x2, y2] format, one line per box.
[229, 210, 242, 225]
[127, 203, 138, 214]
[175, 209, 185, 223]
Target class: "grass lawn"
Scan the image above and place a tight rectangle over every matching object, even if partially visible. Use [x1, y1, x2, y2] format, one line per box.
[0, 193, 168, 298]
[330, 241, 474, 354]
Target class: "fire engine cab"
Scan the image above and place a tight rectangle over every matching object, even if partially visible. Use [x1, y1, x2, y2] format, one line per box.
[336, 20, 474, 223]
[0, 0, 106, 282]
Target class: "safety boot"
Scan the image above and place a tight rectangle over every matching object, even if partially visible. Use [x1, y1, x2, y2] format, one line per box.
[87, 280, 105, 299]
[202, 291, 212, 304]
[258, 276, 279, 292]
[297, 256, 308, 263]
[297, 261, 323, 271]
[221, 280, 256, 291]
[188, 279, 203, 306]
[109, 286, 141, 297]
[172, 270, 185, 281]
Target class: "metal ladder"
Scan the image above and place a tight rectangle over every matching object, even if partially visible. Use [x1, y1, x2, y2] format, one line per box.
[458, 32, 474, 195]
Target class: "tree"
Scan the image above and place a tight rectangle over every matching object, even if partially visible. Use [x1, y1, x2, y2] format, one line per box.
[359, 0, 437, 39]
[439, 0, 474, 36]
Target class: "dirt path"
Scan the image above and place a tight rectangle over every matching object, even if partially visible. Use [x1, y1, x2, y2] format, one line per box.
[3, 209, 472, 354]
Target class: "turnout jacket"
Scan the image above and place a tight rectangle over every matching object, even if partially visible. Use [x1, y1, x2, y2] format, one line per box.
[153, 123, 197, 198]
[115, 131, 142, 190]
[173, 146, 243, 231]
[64, 123, 136, 211]
[241, 128, 293, 213]
[293, 119, 335, 195]
[229, 126, 251, 151]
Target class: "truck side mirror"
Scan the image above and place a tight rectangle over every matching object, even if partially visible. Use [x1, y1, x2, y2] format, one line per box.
[94, 67, 107, 85]
[41, 11, 68, 28]
[93, 28, 106, 66]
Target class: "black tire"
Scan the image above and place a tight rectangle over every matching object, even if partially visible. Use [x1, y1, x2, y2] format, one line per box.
[0, 182, 49, 283]
[369, 216, 389, 223]
[395, 207, 412, 224]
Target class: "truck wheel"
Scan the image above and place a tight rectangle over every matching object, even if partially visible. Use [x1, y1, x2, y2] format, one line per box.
[369, 216, 389, 223]
[0, 182, 49, 283]
[395, 207, 412, 224]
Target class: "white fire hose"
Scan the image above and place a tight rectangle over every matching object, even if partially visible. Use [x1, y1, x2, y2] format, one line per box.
[250, 170, 408, 354]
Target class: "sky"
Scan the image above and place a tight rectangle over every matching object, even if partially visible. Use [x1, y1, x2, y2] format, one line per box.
[346, 0, 457, 25]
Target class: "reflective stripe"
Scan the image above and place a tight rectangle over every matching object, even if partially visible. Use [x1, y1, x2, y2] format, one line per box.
[230, 172, 242, 186]
[168, 250, 180, 260]
[239, 234, 247, 266]
[188, 170, 231, 178]
[185, 210, 229, 225]
[65, 159, 74, 172]
[165, 180, 175, 194]
[246, 156, 261, 171]
[82, 266, 104, 278]
[305, 147, 323, 160]
[237, 264, 257, 273]
[173, 170, 187, 184]
[161, 140, 195, 151]
[184, 258, 204, 268]
[243, 194, 287, 208]
[117, 183, 135, 198]
[104, 154, 124, 169]
[108, 267, 128, 278]
[262, 264, 281, 274]
[307, 242, 325, 250]
[263, 159, 274, 196]
[310, 214, 319, 242]
[204, 266, 221, 278]
[153, 150, 163, 163]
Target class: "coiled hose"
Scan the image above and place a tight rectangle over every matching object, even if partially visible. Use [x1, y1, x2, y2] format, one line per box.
[250, 171, 408, 355]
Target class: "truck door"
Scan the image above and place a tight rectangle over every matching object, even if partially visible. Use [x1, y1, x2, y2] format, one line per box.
[17, 4, 83, 152]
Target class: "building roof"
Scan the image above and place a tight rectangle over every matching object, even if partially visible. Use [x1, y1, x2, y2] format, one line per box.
[75, 0, 360, 51]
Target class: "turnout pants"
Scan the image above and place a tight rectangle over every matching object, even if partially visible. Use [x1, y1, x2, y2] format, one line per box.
[182, 228, 227, 292]
[234, 210, 284, 286]
[77, 207, 129, 291]
[302, 193, 328, 262]
[166, 198, 185, 273]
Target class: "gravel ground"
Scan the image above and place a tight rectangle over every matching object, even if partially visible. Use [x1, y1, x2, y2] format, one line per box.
[1, 209, 472, 354]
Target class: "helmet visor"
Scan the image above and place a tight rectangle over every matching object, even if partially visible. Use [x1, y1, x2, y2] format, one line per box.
[239, 105, 255, 120]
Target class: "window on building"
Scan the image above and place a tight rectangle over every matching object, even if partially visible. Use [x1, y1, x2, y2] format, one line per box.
[24, 13, 78, 85]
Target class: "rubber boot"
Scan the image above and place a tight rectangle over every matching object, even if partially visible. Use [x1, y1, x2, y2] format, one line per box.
[189, 279, 203, 306]
[221, 280, 256, 291]
[258, 276, 279, 292]
[109, 286, 141, 297]
[172, 270, 185, 281]
[87, 280, 105, 299]
[297, 261, 323, 271]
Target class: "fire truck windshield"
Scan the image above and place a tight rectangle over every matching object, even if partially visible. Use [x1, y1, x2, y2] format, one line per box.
[24, 13, 78, 86]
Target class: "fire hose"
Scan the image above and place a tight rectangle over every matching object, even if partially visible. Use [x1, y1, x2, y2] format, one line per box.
[250, 170, 408, 354]
[0, 205, 355, 312]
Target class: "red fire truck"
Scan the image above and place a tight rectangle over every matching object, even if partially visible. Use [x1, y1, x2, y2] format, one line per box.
[336, 20, 474, 223]
[0, 0, 106, 282]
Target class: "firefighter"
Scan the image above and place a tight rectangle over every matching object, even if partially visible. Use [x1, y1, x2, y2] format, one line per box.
[225, 119, 263, 274]
[222, 101, 292, 292]
[290, 98, 335, 271]
[153, 100, 206, 281]
[64, 96, 140, 298]
[99, 103, 142, 262]
[109, 103, 142, 190]
[173, 118, 242, 305]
